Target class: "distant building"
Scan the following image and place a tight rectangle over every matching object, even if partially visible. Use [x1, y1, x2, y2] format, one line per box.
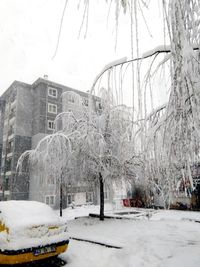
[0, 77, 106, 208]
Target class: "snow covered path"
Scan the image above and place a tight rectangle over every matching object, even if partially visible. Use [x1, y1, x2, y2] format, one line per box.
[59, 208, 200, 267]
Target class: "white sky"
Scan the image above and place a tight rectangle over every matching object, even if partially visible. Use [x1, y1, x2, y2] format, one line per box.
[0, 0, 167, 100]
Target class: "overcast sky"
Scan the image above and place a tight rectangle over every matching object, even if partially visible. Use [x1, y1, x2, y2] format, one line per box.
[0, 0, 166, 97]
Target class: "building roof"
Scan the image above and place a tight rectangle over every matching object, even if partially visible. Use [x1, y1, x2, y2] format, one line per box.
[0, 80, 31, 100]
[32, 77, 88, 97]
[0, 77, 89, 99]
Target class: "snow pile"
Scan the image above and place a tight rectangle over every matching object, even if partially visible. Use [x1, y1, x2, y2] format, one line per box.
[0, 201, 69, 251]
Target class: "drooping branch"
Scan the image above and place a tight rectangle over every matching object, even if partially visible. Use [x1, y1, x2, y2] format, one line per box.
[52, 0, 69, 59]
[90, 45, 200, 93]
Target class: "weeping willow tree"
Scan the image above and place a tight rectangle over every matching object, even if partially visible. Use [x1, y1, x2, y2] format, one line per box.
[79, 0, 200, 207]
[164, 0, 200, 173]
[145, 0, 200, 206]
[144, 0, 200, 207]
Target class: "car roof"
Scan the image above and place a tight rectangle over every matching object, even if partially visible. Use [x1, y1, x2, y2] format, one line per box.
[0, 200, 64, 229]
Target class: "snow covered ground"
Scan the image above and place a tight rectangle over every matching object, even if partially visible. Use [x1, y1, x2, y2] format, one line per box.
[58, 205, 200, 267]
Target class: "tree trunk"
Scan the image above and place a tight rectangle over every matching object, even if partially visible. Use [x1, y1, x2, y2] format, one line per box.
[60, 183, 63, 217]
[99, 172, 104, 221]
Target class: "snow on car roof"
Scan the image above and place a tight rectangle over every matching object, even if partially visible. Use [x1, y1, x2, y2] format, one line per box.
[0, 200, 64, 229]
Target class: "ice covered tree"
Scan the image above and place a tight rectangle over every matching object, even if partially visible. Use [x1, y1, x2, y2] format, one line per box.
[85, 0, 200, 207]
[72, 88, 137, 220]
[162, 0, 200, 183]
[17, 88, 137, 219]
[144, 0, 200, 205]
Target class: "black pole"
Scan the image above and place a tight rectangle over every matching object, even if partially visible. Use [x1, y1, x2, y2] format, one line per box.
[99, 172, 104, 221]
[60, 183, 62, 217]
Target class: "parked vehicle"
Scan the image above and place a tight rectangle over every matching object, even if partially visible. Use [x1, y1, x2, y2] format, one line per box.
[0, 200, 69, 265]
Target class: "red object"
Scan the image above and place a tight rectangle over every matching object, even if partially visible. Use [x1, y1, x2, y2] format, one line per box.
[123, 199, 130, 207]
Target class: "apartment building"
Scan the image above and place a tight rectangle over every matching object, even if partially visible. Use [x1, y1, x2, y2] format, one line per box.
[0, 77, 103, 207]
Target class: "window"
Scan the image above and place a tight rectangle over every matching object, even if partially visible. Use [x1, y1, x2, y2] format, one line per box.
[45, 195, 55, 206]
[50, 195, 55, 205]
[48, 87, 57, 98]
[45, 196, 50, 205]
[86, 192, 93, 203]
[67, 193, 75, 205]
[48, 103, 57, 114]
[5, 158, 12, 172]
[48, 120, 54, 130]
[8, 141, 13, 153]
[84, 99, 89, 106]
[96, 101, 102, 110]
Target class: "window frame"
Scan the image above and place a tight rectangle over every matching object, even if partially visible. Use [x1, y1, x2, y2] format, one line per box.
[84, 99, 89, 106]
[48, 87, 57, 98]
[45, 195, 55, 206]
[86, 191, 93, 203]
[67, 193, 75, 205]
[45, 196, 50, 205]
[48, 103, 57, 114]
[47, 120, 54, 130]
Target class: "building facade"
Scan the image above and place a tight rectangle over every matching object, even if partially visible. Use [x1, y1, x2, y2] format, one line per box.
[0, 77, 107, 208]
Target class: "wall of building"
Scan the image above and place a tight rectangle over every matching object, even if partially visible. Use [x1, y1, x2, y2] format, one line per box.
[29, 82, 63, 206]
[32, 81, 63, 136]
[32, 82, 46, 136]
[29, 169, 57, 204]
[0, 83, 18, 200]
[15, 84, 33, 137]
[8, 83, 33, 200]
[31, 133, 47, 149]
[0, 99, 5, 175]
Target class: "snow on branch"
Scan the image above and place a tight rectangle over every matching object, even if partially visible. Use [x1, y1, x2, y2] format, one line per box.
[146, 103, 167, 121]
[142, 45, 171, 58]
[91, 45, 200, 92]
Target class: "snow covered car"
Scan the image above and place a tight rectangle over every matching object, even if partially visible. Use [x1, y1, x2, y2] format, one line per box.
[0, 200, 69, 265]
